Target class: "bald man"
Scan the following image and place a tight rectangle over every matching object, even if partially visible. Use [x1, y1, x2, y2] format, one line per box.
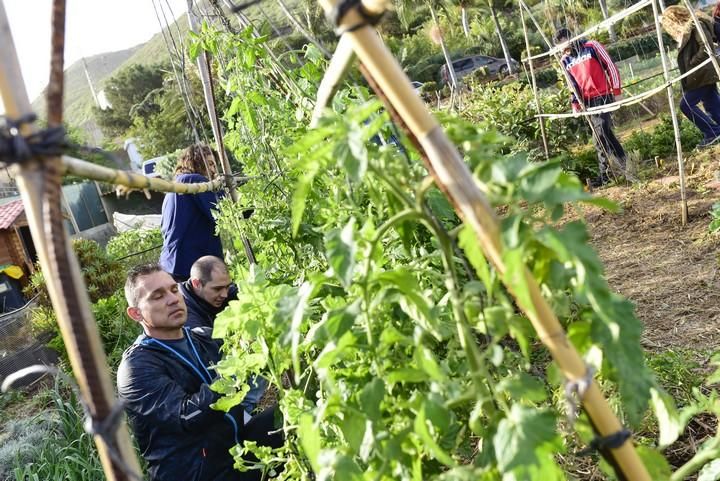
[180, 256, 237, 330]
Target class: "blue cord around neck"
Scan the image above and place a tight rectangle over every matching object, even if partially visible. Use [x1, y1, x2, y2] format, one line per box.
[142, 327, 213, 384]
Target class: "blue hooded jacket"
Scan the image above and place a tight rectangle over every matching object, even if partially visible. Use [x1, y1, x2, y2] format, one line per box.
[160, 173, 224, 281]
[117, 327, 244, 481]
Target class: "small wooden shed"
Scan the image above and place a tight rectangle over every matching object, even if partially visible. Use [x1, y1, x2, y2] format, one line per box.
[0, 199, 37, 281]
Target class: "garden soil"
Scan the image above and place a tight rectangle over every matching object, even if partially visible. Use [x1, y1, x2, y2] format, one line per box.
[582, 151, 720, 351]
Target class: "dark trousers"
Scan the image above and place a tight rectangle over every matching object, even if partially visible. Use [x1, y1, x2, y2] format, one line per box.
[222, 406, 284, 481]
[680, 84, 720, 141]
[586, 95, 626, 179]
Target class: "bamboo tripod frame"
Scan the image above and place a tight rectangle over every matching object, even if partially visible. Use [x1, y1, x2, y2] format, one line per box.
[0, 2, 141, 480]
[315, 0, 650, 479]
[519, 0, 692, 224]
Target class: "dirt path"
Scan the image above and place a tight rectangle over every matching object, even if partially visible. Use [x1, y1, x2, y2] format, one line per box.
[584, 154, 720, 351]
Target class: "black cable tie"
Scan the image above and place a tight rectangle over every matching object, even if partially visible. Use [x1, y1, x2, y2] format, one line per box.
[578, 429, 632, 457]
[0, 114, 68, 165]
[564, 364, 595, 425]
[327, 0, 385, 36]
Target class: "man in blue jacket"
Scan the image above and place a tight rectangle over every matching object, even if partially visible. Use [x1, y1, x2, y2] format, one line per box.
[180, 255, 267, 411]
[180, 255, 237, 330]
[117, 264, 282, 481]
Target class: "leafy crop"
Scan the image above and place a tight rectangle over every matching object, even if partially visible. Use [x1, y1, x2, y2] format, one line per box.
[183, 24, 688, 481]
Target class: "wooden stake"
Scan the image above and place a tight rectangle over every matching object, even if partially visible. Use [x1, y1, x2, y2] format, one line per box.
[311, 35, 355, 128]
[61, 155, 238, 193]
[520, 6, 550, 160]
[0, 2, 142, 480]
[187, 2, 236, 202]
[316, 1, 651, 479]
[653, 0, 688, 225]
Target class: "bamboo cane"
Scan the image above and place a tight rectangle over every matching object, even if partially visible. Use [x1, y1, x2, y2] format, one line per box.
[187, 2, 236, 201]
[61, 155, 248, 193]
[311, 35, 356, 128]
[520, 6, 550, 160]
[652, 0, 688, 225]
[0, 1, 142, 480]
[315, 1, 651, 479]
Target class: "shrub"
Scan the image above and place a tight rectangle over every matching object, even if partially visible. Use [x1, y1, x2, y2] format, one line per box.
[107, 228, 163, 269]
[24, 238, 124, 308]
[624, 114, 702, 160]
[24, 238, 134, 367]
[30, 291, 139, 369]
[461, 81, 587, 158]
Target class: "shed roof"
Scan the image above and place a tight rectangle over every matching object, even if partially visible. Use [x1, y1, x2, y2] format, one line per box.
[0, 199, 25, 229]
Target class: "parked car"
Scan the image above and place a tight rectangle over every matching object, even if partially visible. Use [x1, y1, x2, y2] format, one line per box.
[439, 55, 520, 85]
[410, 81, 424, 95]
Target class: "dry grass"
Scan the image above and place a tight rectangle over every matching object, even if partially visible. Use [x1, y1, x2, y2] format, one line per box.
[581, 150, 720, 350]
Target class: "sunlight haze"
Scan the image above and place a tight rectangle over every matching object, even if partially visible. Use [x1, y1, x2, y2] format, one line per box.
[1, 0, 188, 114]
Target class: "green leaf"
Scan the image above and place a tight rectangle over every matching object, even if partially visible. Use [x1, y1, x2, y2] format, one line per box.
[307, 299, 360, 344]
[386, 368, 428, 384]
[496, 373, 548, 403]
[415, 345, 445, 381]
[340, 412, 367, 454]
[290, 282, 313, 383]
[502, 247, 533, 314]
[375, 269, 443, 339]
[493, 404, 558, 473]
[345, 127, 368, 183]
[299, 414, 321, 472]
[636, 446, 672, 481]
[518, 163, 562, 203]
[291, 158, 322, 236]
[359, 378, 385, 421]
[458, 225, 493, 297]
[651, 388, 682, 447]
[314, 330, 357, 370]
[414, 403, 457, 467]
[325, 218, 356, 288]
[698, 459, 720, 481]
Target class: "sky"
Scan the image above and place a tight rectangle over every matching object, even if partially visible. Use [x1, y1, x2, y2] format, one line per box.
[1, 0, 188, 114]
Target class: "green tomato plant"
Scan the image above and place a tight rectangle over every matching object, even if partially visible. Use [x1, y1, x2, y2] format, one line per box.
[189, 24, 720, 481]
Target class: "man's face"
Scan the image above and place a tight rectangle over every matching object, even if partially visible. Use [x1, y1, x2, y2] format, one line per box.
[557, 37, 571, 54]
[127, 271, 187, 338]
[192, 267, 231, 308]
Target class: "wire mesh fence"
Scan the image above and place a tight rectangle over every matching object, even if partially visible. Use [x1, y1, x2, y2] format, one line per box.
[0, 295, 57, 388]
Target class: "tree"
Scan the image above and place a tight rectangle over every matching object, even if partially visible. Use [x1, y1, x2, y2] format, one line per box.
[486, 0, 516, 74]
[397, 0, 460, 90]
[94, 63, 166, 138]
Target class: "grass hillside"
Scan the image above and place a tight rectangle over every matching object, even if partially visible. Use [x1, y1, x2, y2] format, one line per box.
[29, 0, 308, 142]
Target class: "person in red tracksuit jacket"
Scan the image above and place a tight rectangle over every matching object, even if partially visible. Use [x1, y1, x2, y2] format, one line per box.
[554, 27, 628, 187]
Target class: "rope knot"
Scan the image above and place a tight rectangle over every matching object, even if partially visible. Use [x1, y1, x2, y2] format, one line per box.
[0, 114, 68, 165]
[328, 0, 385, 35]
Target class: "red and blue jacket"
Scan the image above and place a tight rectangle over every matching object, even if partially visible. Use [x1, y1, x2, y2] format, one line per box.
[560, 39, 621, 111]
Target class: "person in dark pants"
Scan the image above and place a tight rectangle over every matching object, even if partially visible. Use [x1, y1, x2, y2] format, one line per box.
[554, 27, 628, 186]
[160, 144, 224, 282]
[662, 6, 720, 148]
[117, 264, 283, 481]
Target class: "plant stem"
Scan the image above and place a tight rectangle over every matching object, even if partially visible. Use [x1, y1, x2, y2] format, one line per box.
[361, 209, 421, 347]
[671, 437, 720, 481]
[418, 211, 496, 415]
